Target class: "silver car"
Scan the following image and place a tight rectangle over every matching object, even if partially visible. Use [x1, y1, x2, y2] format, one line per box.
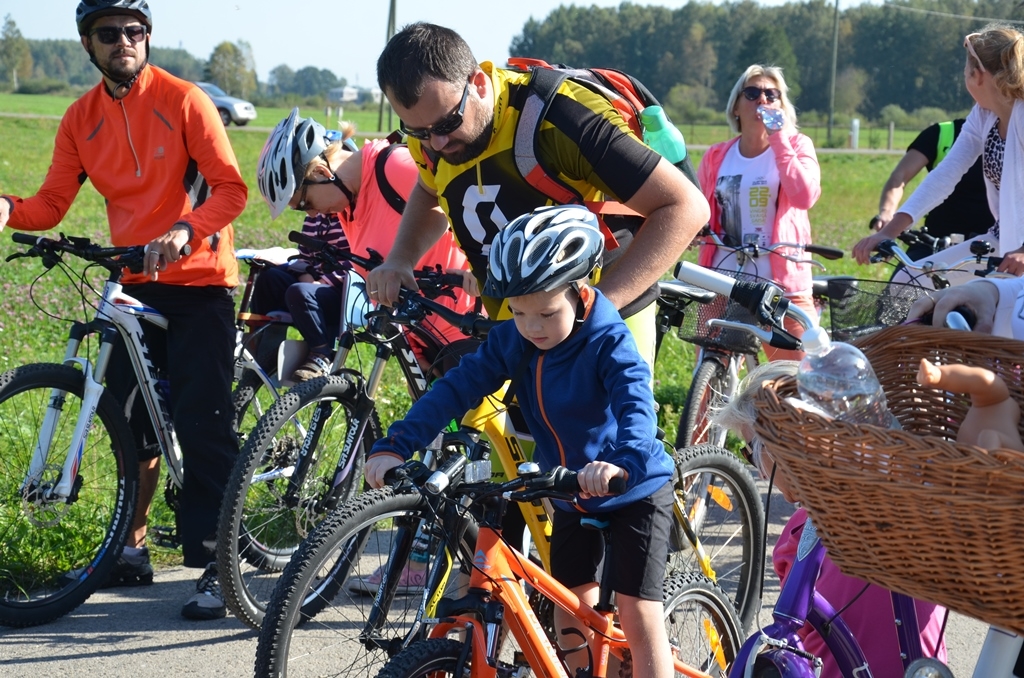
[194, 81, 257, 126]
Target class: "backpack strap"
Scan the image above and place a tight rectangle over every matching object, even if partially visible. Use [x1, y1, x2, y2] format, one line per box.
[374, 139, 407, 215]
[513, 67, 583, 206]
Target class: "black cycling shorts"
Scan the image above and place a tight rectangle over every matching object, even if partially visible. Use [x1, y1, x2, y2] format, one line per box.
[549, 482, 673, 601]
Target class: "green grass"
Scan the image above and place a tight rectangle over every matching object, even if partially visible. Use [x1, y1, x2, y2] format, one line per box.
[0, 107, 909, 567]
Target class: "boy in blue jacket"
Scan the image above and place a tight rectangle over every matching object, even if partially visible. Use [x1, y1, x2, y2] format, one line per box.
[364, 205, 675, 678]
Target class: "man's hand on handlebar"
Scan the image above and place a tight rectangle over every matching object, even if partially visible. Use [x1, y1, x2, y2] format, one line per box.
[368, 259, 418, 307]
[364, 454, 404, 489]
[906, 282, 999, 334]
[451, 269, 480, 297]
[144, 225, 191, 280]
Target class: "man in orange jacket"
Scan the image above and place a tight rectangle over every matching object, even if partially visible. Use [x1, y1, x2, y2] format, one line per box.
[0, 1, 246, 620]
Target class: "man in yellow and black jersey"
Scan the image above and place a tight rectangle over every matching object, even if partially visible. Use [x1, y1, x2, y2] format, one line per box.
[367, 22, 709, 363]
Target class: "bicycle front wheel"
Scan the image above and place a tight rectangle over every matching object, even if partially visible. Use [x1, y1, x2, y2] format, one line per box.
[664, 571, 743, 678]
[669, 444, 765, 632]
[677, 357, 734, 449]
[0, 364, 138, 627]
[218, 374, 375, 629]
[255, 489, 476, 678]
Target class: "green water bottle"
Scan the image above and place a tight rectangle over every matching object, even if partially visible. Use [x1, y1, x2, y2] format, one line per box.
[640, 105, 699, 188]
[640, 105, 687, 164]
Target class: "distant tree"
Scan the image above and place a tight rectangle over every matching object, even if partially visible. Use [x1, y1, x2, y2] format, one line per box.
[28, 39, 94, 86]
[206, 40, 256, 98]
[834, 66, 868, 114]
[733, 24, 800, 100]
[0, 15, 33, 89]
[269, 63, 295, 95]
[292, 66, 342, 97]
[150, 47, 204, 81]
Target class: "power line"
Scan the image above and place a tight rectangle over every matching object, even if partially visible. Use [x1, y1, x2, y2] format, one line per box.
[883, 2, 1024, 25]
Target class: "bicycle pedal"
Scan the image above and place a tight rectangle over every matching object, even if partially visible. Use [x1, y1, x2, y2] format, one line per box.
[152, 525, 180, 549]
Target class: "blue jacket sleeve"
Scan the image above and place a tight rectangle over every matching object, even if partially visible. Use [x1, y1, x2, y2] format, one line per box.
[369, 325, 516, 460]
[593, 329, 660, 487]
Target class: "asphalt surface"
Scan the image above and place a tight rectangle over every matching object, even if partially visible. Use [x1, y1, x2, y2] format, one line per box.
[0, 483, 988, 677]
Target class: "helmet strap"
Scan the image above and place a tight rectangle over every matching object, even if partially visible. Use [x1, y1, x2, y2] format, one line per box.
[322, 151, 357, 218]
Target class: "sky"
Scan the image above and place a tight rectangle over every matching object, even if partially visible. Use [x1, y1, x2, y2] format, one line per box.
[3, 0, 800, 88]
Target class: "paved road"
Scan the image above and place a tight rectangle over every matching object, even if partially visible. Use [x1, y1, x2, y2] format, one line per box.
[0, 484, 988, 677]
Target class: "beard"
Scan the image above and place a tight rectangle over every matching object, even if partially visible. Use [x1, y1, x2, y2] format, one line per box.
[97, 43, 146, 83]
[439, 112, 493, 166]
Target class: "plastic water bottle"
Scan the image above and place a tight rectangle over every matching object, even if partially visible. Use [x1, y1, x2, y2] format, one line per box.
[640, 105, 687, 165]
[757, 105, 786, 132]
[796, 327, 900, 428]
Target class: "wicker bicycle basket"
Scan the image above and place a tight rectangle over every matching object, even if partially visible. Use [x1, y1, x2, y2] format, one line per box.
[675, 268, 769, 354]
[751, 324, 1024, 635]
[826, 278, 931, 344]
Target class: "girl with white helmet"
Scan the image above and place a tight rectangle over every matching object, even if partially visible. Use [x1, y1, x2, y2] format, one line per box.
[254, 108, 476, 380]
[365, 205, 677, 678]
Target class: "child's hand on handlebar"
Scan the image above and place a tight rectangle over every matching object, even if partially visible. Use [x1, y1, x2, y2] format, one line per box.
[576, 461, 627, 499]
[364, 454, 404, 489]
[906, 282, 999, 334]
[996, 247, 1024, 277]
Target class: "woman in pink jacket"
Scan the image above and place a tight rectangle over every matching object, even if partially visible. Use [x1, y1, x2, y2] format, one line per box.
[697, 64, 821, 361]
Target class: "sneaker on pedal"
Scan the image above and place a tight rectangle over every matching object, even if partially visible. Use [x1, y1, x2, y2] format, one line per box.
[346, 562, 427, 595]
[181, 562, 226, 620]
[62, 546, 154, 588]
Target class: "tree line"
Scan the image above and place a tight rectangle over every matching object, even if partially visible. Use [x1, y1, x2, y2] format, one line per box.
[511, 0, 1024, 122]
[0, 14, 347, 103]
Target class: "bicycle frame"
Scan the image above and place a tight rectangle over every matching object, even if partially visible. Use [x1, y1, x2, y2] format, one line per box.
[424, 496, 716, 678]
[24, 272, 183, 503]
[730, 517, 924, 678]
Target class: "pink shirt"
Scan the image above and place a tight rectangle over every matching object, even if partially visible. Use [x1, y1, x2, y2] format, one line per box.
[773, 509, 947, 678]
[344, 139, 477, 345]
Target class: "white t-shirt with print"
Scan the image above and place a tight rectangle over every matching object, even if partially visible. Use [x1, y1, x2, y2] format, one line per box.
[710, 143, 780, 280]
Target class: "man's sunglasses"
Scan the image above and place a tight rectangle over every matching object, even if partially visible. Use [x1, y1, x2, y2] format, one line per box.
[90, 25, 148, 45]
[400, 81, 471, 141]
[742, 86, 781, 103]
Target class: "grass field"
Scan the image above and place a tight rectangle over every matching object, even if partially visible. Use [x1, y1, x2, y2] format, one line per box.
[0, 104, 910, 563]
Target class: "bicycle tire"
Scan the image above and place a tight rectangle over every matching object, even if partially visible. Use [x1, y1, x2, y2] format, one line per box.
[0, 364, 138, 627]
[662, 571, 743, 678]
[218, 374, 376, 629]
[254, 488, 477, 677]
[677, 357, 733, 449]
[373, 638, 470, 678]
[669, 444, 765, 632]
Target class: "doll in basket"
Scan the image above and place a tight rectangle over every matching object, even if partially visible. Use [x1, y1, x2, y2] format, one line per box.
[712, 361, 948, 678]
[916, 358, 1024, 452]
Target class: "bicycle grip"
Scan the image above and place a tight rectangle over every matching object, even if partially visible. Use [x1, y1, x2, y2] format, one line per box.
[288, 230, 326, 251]
[804, 244, 844, 260]
[11, 232, 44, 246]
[554, 469, 626, 495]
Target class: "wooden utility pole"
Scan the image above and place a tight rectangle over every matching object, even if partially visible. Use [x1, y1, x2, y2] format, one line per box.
[377, 0, 396, 132]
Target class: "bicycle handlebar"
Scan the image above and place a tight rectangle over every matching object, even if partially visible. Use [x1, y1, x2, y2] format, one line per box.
[699, 227, 843, 269]
[6, 233, 186, 274]
[287, 230, 384, 272]
[871, 238, 1006, 279]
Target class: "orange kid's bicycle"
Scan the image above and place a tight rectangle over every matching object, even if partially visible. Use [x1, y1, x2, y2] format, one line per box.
[375, 441, 742, 678]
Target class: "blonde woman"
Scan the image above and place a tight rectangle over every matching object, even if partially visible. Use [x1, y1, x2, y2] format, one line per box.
[697, 64, 821, 361]
[855, 24, 1024, 278]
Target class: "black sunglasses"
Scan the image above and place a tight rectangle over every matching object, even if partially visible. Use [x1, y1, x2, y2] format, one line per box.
[742, 86, 781, 103]
[90, 25, 148, 45]
[292, 179, 331, 212]
[400, 81, 471, 141]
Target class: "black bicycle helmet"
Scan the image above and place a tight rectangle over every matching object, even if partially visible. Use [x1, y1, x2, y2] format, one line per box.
[484, 205, 604, 298]
[77, 0, 152, 35]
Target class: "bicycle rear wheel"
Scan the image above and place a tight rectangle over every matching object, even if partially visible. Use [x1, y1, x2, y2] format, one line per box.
[669, 444, 765, 632]
[255, 488, 476, 677]
[218, 374, 375, 629]
[0, 364, 138, 627]
[677, 357, 736, 449]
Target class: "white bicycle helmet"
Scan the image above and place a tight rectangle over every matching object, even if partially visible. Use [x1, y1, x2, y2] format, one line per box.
[256, 108, 332, 219]
[484, 205, 604, 298]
